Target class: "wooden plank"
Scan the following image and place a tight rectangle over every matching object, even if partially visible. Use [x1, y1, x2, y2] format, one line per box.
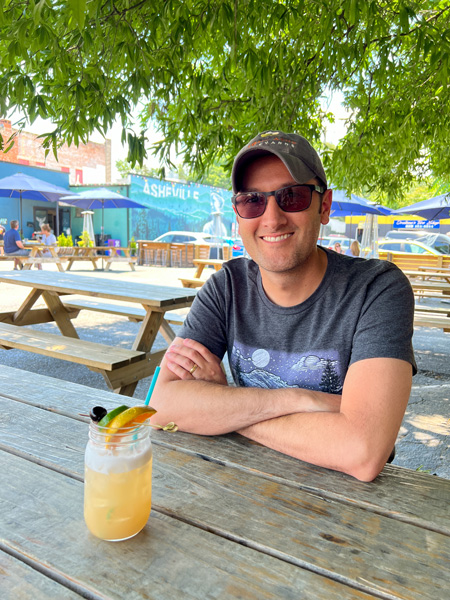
[0, 366, 448, 536]
[0, 271, 197, 308]
[0, 454, 370, 600]
[12, 287, 42, 323]
[62, 297, 187, 325]
[179, 277, 205, 288]
[1, 402, 448, 600]
[0, 307, 80, 326]
[42, 290, 80, 338]
[0, 550, 83, 600]
[0, 323, 145, 370]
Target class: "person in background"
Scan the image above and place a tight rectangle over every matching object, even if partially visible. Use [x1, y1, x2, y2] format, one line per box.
[333, 241, 343, 254]
[35, 223, 57, 270]
[0, 224, 5, 255]
[3, 220, 30, 269]
[345, 240, 360, 257]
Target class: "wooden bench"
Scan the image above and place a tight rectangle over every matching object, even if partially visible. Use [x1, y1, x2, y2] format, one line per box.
[62, 297, 187, 326]
[179, 277, 205, 288]
[379, 251, 450, 271]
[62, 297, 187, 344]
[414, 304, 450, 315]
[0, 322, 145, 370]
[414, 313, 450, 332]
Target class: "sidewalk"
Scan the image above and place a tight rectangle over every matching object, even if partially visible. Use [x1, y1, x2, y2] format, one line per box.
[0, 262, 448, 478]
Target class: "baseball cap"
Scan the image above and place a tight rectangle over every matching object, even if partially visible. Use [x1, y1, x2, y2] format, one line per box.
[232, 130, 327, 192]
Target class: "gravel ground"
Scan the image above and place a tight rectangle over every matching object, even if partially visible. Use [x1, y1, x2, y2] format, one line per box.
[1, 262, 448, 478]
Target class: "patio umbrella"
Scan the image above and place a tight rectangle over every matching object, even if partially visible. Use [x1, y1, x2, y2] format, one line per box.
[0, 172, 71, 235]
[329, 190, 387, 217]
[59, 187, 147, 243]
[392, 193, 450, 220]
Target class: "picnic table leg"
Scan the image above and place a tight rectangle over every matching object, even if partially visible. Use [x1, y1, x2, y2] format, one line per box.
[94, 349, 166, 395]
[193, 264, 205, 278]
[42, 291, 80, 338]
[12, 289, 43, 323]
[113, 310, 165, 396]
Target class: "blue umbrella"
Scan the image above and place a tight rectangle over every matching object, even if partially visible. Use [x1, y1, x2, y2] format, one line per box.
[392, 193, 450, 220]
[60, 187, 147, 243]
[0, 172, 71, 235]
[330, 189, 386, 217]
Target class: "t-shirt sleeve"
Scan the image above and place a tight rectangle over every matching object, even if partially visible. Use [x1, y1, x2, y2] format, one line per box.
[178, 271, 228, 360]
[350, 265, 417, 374]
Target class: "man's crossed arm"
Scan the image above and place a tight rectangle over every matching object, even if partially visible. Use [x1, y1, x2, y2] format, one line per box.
[150, 337, 412, 482]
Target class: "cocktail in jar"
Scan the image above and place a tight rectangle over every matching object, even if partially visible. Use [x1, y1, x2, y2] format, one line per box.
[84, 405, 155, 542]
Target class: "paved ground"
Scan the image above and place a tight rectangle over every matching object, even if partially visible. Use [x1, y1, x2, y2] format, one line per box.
[0, 261, 448, 478]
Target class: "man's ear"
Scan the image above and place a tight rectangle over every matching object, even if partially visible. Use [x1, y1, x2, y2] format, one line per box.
[320, 189, 332, 225]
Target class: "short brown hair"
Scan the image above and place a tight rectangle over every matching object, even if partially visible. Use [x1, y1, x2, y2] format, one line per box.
[10, 220, 18, 229]
[41, 224, 51, 233]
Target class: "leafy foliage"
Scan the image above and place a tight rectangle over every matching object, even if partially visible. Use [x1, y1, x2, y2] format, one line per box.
[1, 1, 450, 200]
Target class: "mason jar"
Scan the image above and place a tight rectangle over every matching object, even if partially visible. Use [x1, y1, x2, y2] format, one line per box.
[84, 420, 153, 541]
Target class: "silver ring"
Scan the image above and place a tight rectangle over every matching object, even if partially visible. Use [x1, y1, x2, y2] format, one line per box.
[189, 363, 198, 375]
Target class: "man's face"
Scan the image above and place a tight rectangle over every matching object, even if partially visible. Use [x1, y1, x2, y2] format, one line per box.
[235, 155, 332, 274]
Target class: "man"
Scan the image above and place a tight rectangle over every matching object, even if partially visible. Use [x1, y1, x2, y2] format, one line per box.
[3, 220, 30, 269]
[151, 131, 416, 482]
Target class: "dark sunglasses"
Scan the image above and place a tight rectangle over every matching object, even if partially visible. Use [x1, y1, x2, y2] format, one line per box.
[232, 184, 326, 219]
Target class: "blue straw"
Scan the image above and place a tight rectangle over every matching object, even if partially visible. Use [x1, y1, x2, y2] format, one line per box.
[145, 366, 161, 406]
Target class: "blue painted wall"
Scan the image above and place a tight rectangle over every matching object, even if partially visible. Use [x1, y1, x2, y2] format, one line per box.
[128, 175, 234, 241]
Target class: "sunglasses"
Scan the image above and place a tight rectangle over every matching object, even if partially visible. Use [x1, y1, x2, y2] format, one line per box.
[232, 184, 325, 219]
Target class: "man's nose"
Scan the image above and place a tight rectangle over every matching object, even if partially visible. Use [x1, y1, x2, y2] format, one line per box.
[261, 194, 288, 224]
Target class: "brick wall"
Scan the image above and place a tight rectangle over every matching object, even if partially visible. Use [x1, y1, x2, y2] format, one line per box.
[0, 119, 109, 184]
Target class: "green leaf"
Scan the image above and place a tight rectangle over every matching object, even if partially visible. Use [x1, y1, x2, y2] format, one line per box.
[67, 0, 86, 31]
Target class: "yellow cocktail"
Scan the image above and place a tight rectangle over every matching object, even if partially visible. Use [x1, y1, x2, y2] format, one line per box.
[84, 414, 153, 541]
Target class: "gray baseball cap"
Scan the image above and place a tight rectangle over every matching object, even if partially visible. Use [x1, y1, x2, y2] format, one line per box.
[232, 130, 327, 192]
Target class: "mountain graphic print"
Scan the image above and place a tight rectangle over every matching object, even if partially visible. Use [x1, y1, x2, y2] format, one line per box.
[230, 342, 343, 394]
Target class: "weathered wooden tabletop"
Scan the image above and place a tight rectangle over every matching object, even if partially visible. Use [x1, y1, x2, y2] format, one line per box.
[0, 366, 448, 600]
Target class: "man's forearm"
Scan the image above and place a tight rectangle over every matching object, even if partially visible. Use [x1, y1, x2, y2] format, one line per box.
[151, 379, 341, 436]
[237, 411, 393, 482]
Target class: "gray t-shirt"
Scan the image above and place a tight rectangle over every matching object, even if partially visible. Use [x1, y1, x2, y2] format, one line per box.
[180, 249, 417, 393]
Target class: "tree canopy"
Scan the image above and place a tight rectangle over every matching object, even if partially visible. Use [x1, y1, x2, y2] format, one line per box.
[1, 1, 449, 202]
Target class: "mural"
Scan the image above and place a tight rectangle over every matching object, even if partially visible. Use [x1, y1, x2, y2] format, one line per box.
[129, 175, 234, 240]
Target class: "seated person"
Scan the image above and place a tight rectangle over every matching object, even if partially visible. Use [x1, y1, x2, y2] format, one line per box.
[345, 240, 360, 257]
[3, 220, 30, 269]
[150, 131, 416, 482]
[35, 223, 57, 270]
[0, 224, 5, 255]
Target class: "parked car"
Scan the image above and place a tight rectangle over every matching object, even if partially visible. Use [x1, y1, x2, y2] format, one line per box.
[153, 231, 212, 245]
[153, 230, 244, 259]
[384, 230, 426, 241]
[414, 233, 450, 255]
[376, 239, 442, 255]
[318, 237, 352, 252]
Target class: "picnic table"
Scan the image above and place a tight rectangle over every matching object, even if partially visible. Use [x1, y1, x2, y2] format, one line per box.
[404, 269, 450, 285]
[180, 258, 225, 288]
[0, 271, 196, 396]
[0, 243, 67, 271]
[1, 365, 449, 600]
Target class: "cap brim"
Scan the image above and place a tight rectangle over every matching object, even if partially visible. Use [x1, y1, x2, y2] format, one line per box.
[232, 148, 318, 192]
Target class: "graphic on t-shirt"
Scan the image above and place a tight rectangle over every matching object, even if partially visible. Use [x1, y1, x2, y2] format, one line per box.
[230, 342, 343, 393]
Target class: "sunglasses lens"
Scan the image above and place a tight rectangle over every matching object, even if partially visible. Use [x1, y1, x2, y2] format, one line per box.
[234, 193, 266, 218]
[276, 186, 312, 212]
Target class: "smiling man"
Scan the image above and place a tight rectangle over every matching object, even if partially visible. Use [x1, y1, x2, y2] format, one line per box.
[151, 131, 416, 481]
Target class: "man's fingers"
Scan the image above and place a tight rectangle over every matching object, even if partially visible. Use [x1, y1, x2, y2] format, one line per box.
[166, 360, 194, 380]
[182, 338, 218, 363]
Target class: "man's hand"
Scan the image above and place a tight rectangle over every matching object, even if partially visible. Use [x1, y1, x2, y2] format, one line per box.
[165, 338, 228, 385]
